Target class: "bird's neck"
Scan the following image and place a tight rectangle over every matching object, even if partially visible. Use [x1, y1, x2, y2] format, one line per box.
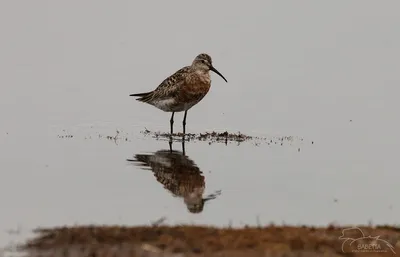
[195, 69, 211, 84]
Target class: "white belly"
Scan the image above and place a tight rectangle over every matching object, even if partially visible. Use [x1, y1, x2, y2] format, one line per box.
[153, 98, 176, 112]
[152, 96, 204, 112]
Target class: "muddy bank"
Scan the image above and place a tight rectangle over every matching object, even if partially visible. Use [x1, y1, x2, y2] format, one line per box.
[56, 127, 311, 148]
[141, 129, 308, 146]
[18, 224, 400, 257]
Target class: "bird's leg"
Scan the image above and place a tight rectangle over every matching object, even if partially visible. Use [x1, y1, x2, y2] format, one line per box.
[183, 110, 188, 135]
[169, 138, 173, 153]
[182, 139, 186, 156]
[170, 112, 175, 136]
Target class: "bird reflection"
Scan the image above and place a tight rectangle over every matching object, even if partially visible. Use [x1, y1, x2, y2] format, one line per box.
[127, 140, 220, 213]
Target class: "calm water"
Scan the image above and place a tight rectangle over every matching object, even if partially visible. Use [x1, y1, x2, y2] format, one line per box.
[1, 0, 400, 253]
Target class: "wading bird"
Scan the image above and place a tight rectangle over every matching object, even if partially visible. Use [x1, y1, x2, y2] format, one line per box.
[130, 53, 227, 135]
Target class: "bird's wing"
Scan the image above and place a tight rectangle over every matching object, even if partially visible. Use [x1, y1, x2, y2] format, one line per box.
[151, 66, 191, 99]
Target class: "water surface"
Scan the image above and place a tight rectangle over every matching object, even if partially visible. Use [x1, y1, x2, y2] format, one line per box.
[1, 0, 400, 253]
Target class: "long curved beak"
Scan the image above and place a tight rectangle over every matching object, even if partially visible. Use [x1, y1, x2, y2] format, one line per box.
[210, 66, 228, 83]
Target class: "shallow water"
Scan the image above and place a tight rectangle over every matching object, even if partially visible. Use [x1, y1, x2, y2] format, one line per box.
[1, 0, 400, 254]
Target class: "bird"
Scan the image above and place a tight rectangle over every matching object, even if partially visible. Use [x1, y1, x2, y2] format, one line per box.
[130, 53, 228, 135]
[127, 140, 221, 213]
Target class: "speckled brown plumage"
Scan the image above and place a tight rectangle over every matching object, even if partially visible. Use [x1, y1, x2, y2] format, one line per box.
[127, 142, 220, 213]
[130, 53, 227, 135]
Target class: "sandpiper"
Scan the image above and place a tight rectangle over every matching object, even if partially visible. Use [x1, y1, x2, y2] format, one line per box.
[127, 140, 221, 213]
[130, 53, 227, 135]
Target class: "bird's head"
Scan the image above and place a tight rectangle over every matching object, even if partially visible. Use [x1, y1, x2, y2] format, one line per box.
[192, 53, 227, 82]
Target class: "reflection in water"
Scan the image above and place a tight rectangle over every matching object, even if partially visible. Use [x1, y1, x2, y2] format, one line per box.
[127, 140, 220, 213]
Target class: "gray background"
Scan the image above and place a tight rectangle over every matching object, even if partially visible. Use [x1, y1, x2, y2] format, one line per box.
[1, 0, 399, 248]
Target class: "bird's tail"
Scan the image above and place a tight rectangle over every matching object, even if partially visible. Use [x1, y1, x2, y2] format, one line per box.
[129, 91, 154, 103]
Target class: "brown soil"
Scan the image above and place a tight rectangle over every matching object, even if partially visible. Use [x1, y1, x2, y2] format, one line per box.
[56, 128, 310, 148]
[141, 129, 306, 146]
[19, 224, 400, 257]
